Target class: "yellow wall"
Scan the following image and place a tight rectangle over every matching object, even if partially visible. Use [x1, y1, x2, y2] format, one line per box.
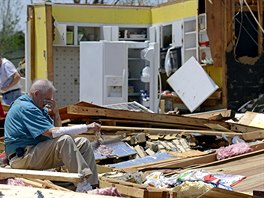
[34, 5, 48, 78]
[52, 5, 152, 25]
[33, 1, 221, 87]
[151, 0, 198, 24]
[203, 65, 222, 88]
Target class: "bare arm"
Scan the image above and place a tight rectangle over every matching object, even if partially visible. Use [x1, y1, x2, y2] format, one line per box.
[1, 72, 21, 92]
[52, 107, 62, 127]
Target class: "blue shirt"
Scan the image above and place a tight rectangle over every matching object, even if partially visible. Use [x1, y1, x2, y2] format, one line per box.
[4, 94, 54, 156]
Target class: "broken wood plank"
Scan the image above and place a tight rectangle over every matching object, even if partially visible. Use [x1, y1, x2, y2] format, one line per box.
[21, 178, 71, 192]
[0, 184, 112, 198]
[0, 168, 82, 183]
[242, 130, 264, 141]
[204, 124, 233, 132]
[121, 142, 264, 172]
[238, 111, 264, 129]
[67, 104, 232, 130]
[184, 109, 233, 119]
[229, 122, 261, 133]
[100, 176, 173, 198]
[199, 187, 255, 198]
[187, 149, 264, 170]
[98, 118, 207, 130]
[100, 126, 243, 137]
[32, 179, 71, 191]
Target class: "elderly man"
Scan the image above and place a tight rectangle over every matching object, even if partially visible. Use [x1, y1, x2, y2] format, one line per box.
[4, 79, 100, 188]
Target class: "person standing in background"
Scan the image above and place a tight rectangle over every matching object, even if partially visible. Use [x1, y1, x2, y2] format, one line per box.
[0, 54, 22, 105]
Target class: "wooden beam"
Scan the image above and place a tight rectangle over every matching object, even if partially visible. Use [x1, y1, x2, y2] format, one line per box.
[67, 105, 232, 129]
[99, 177, 170, 198]
[206, 0, 227, 109]
[0, 168, 82, 183]
[0, 184, 112, 198]
[242, 130, 264, 141]
[46, 4, 54, 81]
[183, 109, 233, 119]
[200, 187, 255, 198]
[28, 5, 35, 81]
[121, 142, 264, 172]
[258, 0, 263, 55]
[100, 125, 243, 137]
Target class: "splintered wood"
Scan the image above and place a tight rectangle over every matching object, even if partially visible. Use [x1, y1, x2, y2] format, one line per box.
[0, 168, 82, 183]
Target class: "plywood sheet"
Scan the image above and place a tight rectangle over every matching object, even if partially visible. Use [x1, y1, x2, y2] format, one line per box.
[167, 57, 219, 112]
[198, 153, 264, 194]
[238, 112, 264, 129]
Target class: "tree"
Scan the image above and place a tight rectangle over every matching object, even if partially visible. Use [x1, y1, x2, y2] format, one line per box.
[113, 0, 153, 5]
[92, 0, 104, 3]
[0, 0, 24, 56]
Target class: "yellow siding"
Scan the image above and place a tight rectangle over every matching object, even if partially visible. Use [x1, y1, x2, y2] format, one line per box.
[34, 5, 48, 78]
[203, 65, 222, 88]
[52, 5, 152, 25]
[151, 0, 198, 24]
[33, 1, 222, 88]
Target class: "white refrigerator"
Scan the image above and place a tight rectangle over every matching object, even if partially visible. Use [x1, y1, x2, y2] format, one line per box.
[80, 41, 159, 112]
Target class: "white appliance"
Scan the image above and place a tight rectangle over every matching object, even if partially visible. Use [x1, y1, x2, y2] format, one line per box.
[80, 41, 159, 112]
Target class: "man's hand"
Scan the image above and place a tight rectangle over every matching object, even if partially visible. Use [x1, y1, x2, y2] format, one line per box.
[87, 122, 101, 133]
[44, 99, 56, 110]
[44, 99, 62, 127]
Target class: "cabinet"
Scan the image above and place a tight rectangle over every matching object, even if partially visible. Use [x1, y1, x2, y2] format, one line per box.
[159, 19, 182, 49]
[182, 17, 198, 63]
[161, 24, 172, 49]
[119, 27, 148, 41]
[198, 13, 212, 65]
[53, 24, 102, 46]
[80, 41, 159, 112]
[172, 20, 183, 48]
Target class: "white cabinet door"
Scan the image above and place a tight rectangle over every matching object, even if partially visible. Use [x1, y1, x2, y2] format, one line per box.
[149, 26, 156, 42]
[172, 19, 183, 47]
[102, 26, 112, 41]
[53, 24, 66, 45]
[80, 42, 104, 105]
[102, 26, 119, 41]
[182, 16, 198, 64]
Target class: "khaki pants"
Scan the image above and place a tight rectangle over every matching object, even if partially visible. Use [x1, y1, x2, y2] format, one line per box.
[9, 135, 98, 185]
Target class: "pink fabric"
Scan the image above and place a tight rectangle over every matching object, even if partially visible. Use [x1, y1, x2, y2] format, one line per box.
[216, 142, 252, 160]
[96, 145, 113, 156]
[87, 187, 121, 196]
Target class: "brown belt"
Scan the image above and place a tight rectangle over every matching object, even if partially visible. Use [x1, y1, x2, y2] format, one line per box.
[2, 88, 21, 96]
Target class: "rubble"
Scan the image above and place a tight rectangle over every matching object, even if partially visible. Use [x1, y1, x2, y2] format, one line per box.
[0, 101, 263, 197]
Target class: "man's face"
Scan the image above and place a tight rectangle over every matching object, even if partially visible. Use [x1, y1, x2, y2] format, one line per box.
[36, 89, 54, 109]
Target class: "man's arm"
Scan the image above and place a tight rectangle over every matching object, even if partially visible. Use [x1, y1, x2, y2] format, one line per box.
[52, 107, 62, 127]
[42, 122, 101, 138]
[1, 72, 21, 92]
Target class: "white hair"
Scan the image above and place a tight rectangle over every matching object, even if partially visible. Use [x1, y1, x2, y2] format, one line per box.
[29, 79, 56, 95]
